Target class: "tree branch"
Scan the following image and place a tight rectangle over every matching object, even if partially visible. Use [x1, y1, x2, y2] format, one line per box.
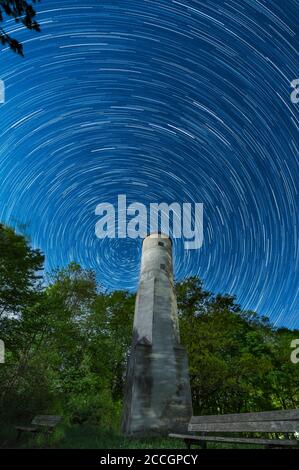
[0, 1, 41, 56]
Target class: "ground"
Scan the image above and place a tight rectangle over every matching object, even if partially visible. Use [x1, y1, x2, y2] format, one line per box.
[0, 424, 261, 449]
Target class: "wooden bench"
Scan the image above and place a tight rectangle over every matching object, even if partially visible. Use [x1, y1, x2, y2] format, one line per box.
[15, 415, 61, 439]
[169, 409, 299, 448]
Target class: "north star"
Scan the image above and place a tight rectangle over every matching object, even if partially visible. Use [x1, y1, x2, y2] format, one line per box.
[100, 455, 134, 467]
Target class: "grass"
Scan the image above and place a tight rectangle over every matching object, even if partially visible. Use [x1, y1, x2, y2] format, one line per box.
[1, 423, 262, 449]
[57, 425, 186, 449]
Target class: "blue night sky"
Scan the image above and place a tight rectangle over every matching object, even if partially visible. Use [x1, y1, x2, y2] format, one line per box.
[0, 1, 298, 328]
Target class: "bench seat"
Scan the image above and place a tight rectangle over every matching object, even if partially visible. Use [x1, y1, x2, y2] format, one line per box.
[15, 426, 38, 433]
[169, 433, 299, 447]
[15, 415, 61, 439]
[169, 409, 299, 448]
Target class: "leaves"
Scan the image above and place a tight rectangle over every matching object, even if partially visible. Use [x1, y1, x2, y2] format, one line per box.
[0, 224, 298, 428]
[0, 1, 41, 56]
[177, 277, 299, 414]
[0, 223, 44, 316]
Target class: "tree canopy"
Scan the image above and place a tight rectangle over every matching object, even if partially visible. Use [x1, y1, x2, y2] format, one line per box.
[0, 224, 298, 440]
[0, 1, 40, 56]
[0, 223, 44, 317]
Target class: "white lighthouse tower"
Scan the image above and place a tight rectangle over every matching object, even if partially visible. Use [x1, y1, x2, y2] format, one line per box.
[121, 233, 192, 435]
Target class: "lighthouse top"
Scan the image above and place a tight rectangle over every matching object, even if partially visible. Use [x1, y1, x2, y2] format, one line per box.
[142, 231, 173, 244]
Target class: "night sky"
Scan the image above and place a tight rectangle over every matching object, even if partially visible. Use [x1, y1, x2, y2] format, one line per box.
[0, 1, 298, 328]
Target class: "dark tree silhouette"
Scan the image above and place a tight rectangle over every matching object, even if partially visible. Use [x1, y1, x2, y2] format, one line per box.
[0, 1, 40, 56]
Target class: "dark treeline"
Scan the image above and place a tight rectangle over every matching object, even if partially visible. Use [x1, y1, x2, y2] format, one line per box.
[1, 223, 299, 431]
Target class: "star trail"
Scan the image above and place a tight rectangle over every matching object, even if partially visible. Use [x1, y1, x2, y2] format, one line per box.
[0, 0, 298, 328]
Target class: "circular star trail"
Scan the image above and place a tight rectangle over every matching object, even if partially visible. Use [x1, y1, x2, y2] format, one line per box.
[0, 0, 298, 328]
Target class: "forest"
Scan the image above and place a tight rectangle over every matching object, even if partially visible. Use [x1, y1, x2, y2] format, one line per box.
[0, 222, 299, 447]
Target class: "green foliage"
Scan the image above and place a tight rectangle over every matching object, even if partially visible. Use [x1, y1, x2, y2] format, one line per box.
[0, 235, 135, 433]
[0, 223, 299, 448]
[0, 223, 44, 316]
[177, 277, 299, 414]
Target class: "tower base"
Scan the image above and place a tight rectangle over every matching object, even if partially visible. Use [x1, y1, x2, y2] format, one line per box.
[121, 342, 193, 436]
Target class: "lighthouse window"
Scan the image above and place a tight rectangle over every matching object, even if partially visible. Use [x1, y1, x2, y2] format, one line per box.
[160, 264, 166, 270]
[158, 241, 164, 247]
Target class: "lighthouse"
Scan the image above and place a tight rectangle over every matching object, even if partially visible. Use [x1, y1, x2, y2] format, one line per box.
[121, 233, 193, 435]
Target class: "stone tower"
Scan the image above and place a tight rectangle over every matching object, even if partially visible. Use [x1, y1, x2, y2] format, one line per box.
[121, 233, 193, 435]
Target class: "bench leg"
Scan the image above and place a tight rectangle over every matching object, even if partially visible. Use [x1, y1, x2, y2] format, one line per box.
[16, 429, 22, 440]
[184, 438, 207, 450]
[184, 439, 191, 450]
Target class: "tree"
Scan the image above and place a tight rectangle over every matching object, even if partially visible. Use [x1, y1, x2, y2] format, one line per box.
[0, 223, 44, 317]
[0, 224, 45, 412]
[0, 1, 40, 56]
[176, 276, 299, 415]
[1, 226, 299, 441]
